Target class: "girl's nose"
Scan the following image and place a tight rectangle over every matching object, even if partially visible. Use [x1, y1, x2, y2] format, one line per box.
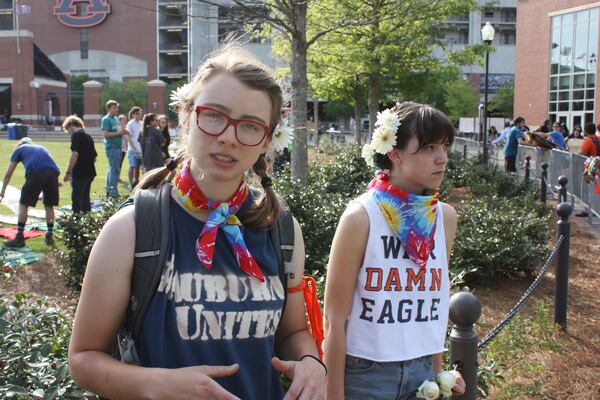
[218, 123, 237, 145]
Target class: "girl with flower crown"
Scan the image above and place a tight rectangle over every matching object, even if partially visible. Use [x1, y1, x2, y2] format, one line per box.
[324, 102, 466, 400]
[68, 44, 325, 400]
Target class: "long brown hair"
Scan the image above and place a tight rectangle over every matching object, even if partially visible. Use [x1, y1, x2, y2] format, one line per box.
[137, 43, 284, 229]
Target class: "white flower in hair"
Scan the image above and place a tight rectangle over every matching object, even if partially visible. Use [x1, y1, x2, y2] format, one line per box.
[370, 126, 397, 154]
[169, 83, 193, 107]
[375, 108, 401, 131]
[361, 143, 376, 167]
[272, 122, 293, 152]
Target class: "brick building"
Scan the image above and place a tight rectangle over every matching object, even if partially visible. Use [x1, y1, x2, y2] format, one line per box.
[0, 0, 272, 127]
[515, 0, 600, 130]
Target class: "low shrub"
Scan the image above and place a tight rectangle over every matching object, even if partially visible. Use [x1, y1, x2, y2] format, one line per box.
[57, 201, 120, 293]
[0, 293, 96, 399]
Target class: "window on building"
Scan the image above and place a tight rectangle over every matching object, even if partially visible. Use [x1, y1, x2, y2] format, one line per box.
[0, 0, 13, 10]
[80, 28, 88, 60]
[0, 10, 12, 30]
[549, 9, 599, 123]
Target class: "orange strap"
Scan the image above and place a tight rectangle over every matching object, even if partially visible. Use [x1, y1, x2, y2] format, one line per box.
[287, 275, 324, 360]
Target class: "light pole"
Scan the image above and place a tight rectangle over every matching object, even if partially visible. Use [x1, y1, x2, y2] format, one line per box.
[481, 22, 495, 165]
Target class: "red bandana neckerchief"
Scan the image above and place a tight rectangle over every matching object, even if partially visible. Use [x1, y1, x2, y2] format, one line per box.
[368, 170, 439, 269]
[174, 162, 264, 281]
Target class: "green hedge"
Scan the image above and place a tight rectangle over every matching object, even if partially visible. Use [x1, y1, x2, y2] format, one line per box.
[0, 294, 94, 399]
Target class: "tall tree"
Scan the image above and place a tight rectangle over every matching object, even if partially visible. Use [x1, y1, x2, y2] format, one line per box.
[488, 79, 514, 117]
[308, 0, 482, 136]
[443, 78, 479, 122]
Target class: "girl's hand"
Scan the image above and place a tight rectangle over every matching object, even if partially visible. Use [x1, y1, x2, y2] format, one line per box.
[450, 370, 466, 396]
[272, 356, 326, 400]
[154, 364, 241, 400]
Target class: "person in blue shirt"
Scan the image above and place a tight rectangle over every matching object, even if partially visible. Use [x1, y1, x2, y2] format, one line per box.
[0, 138, 60, 247]
[101, 100, 128, 198]
[545, 122, 566, 150]
[503, 116, 526, 174]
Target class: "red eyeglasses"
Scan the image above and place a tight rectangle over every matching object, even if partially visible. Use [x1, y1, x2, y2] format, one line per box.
[195, 105, 271, 146]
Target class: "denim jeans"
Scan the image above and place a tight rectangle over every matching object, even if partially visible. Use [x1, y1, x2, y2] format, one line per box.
[71, 177, 93, 213]
[105, 147, 121, 197]
[344, 354, 434, 400]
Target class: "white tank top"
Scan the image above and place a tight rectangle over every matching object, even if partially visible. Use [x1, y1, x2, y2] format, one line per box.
[345, 191, 450, 362]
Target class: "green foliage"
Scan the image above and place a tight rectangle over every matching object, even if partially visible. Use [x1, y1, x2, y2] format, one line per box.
[478, 299, 565, 398]
[323, 100, 354, 120]
[395, 67, 461, 113]
[99, 80, 148, 116]
[275, 145, 372, 274]
[57, 201, 120, 293]
[0, 293, 95, 399]
[488, 79, 514, 117]
[444, 78, 479, 122]
[444, 155, 551, 286]
[68, 75, 89, 118]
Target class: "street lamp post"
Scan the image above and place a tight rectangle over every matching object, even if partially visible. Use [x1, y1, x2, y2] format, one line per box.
[481, 22, 495, 165]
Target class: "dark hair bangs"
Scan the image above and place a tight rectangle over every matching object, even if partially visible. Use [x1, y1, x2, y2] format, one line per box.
[411, 106, 455, 150]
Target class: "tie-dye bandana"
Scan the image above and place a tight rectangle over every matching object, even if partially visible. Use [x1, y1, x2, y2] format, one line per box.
[174, 162, 264, 282]
[368, 171, 439, 269]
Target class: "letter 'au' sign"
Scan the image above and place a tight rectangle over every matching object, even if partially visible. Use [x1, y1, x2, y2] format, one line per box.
[54, 0, 111, 28]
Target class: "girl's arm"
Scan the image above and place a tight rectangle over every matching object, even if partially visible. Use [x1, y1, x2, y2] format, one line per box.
[68, 207, 239, 400]
[323, 202, 369, 400]
[273, 217, 326, 400]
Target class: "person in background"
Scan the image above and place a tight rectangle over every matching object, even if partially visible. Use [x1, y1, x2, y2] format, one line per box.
[125, 107, 143, 190]
[504, 116, 526, 174]
[139, 113, 165, 173]
[492, 121, 511, 146]
[62, 115, 97, 214]
[118, 114, 128, 184]
[575, 122, 599, 218]
[158, 115, 171, 161]
[488, 125, 498, 140]
[560, 122, 569, 138]
[0, 138, 60, 247]
[101, 100, 127, 198]
[536, 119, 551, 133]
[545, 121, 566, 150]
[568, 125, 584, 140]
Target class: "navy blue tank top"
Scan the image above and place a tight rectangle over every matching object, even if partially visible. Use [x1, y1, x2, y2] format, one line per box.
[138, 194, 285, 400]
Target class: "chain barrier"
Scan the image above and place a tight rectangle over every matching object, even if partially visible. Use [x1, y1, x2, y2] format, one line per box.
[477, 235, 565, 351]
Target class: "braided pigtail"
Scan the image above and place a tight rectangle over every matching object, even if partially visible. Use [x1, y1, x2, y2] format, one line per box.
[242, 153, 280, 229]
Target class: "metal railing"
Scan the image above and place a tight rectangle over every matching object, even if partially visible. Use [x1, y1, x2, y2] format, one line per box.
[452, 137, 599, 225]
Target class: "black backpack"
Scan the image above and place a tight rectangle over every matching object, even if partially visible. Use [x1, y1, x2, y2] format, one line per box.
[116, 183, 296, 364]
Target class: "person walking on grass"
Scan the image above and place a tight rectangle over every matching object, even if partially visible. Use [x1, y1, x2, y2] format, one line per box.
[62, 115, 97, 214]
[101, 100, 127, 198]
[0, 138, 60, 247]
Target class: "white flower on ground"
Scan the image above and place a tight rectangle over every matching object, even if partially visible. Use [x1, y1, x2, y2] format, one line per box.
[361, 143, 376, 167]
[416, 380, 440, 400]
[370, 126, 397, 154]
[272, 123, 293, 152]
[375, 108, 401, 131]
[169, 83, 193, 107]
[436, 371, 457, 398]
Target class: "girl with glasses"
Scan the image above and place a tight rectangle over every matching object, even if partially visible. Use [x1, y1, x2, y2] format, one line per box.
[68, 44, 326, 400]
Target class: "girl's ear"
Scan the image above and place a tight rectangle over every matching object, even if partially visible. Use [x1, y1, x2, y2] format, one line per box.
[388, 148, 402, 164]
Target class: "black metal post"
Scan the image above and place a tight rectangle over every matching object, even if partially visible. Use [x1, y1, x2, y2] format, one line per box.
[557, 175, 568, 203]
[482, 48, 490, 165]
[525, 156, 531, 182]
[463, 144, 467, 160]
[541, 162, 548, 204]
[555, 202, 572, 330]
[449, 291, 481, 400]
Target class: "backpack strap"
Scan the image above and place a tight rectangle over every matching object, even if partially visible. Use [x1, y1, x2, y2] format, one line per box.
[269, 197, 295, 315]
[126, 183, 172, 343]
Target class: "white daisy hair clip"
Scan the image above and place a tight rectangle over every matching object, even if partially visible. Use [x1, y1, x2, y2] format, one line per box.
[169, 82, 194, 108]
[272, 122, 293, 152]
[362, 107, 402, 165]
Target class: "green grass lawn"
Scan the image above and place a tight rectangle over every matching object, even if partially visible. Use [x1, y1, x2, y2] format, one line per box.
[0, 138, 131, 211]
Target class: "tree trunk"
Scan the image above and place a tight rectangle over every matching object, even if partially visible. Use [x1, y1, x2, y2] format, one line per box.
[367, 14, 381, 140]
[353, 83, 362, 145]
[314, 99, 320, 147]
[290, 1, 309, 186]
